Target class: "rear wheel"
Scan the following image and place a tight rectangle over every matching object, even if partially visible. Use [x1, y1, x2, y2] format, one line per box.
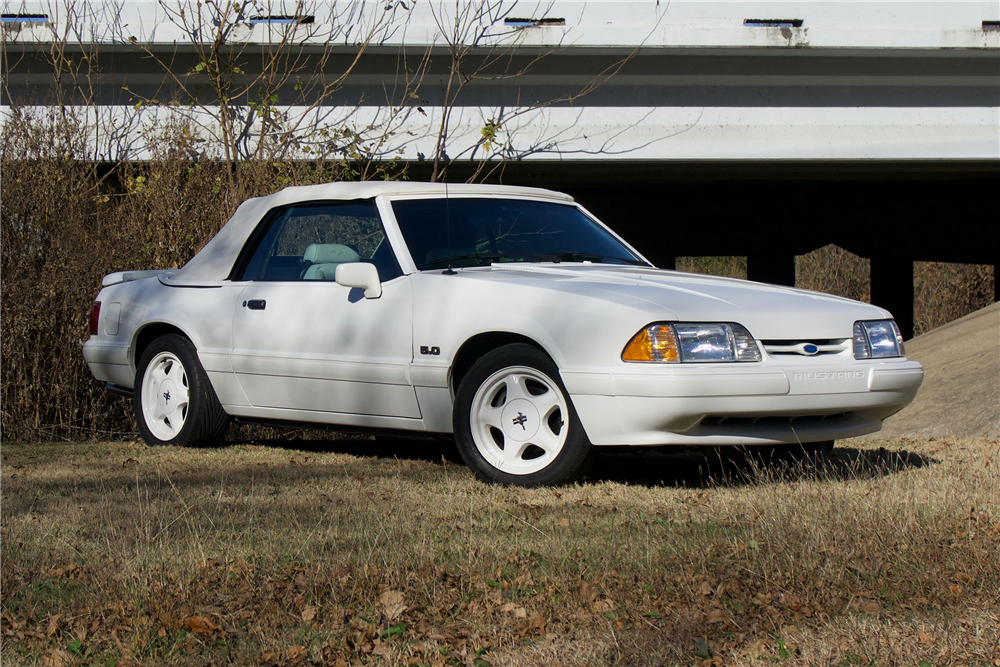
[453, 344, 593, 486]
[134, 334, 229, 447]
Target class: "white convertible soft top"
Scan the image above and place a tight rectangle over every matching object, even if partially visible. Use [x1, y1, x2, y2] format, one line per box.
[171, 181, 574, 282]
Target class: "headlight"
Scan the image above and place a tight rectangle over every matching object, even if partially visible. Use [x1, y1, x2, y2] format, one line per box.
[853, 320, 905, 359]
[622, 323, 761, 363]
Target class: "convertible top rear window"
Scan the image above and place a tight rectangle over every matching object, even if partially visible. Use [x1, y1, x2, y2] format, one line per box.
[391, 198, 645, 270]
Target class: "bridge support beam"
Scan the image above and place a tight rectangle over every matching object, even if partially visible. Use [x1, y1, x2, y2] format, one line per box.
[871, 255, 914, 340]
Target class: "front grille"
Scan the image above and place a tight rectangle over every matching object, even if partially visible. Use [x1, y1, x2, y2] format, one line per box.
[761, 338, 850, 357]
[700, 412, 850, 427]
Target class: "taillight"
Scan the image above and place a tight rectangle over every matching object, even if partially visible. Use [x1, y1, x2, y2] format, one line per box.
[89, 302, 101, 336]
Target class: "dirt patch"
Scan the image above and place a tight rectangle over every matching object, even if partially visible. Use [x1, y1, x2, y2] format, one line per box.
[874, 301, 999, 439]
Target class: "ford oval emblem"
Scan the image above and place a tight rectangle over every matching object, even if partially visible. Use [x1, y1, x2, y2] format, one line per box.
[802, 344, 819, 355]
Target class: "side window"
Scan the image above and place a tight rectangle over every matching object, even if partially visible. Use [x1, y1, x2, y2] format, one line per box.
[240, 201, 402, 282]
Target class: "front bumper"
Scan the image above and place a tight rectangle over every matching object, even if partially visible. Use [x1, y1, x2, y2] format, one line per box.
[562, 359, 923, 446]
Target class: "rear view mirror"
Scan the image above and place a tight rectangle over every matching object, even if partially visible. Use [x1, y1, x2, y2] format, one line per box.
[335, 263, 382, 299]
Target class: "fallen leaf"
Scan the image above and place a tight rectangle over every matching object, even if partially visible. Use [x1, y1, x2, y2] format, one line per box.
[558, 518, 570, 527]
[380, 590, 407, 621]
[373, 643, 395, 659]
[185, 615, 218, 635]
[380, 590, 405, 608]
[287, 644, 307, 664]
[919, 631, 935, 645]
[592, 599, 615, 614]
[301, 606, 317, 622]
[706, 609, 726, 623]
[39, 649, 72, 667]
[528, 613, 546, 633]
[514, 607, 527, 618]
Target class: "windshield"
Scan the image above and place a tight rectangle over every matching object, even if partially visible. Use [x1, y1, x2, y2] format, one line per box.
[391, 198, 647, 270]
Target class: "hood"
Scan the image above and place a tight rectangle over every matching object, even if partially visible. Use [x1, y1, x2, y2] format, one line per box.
[451, 263, 890, 340]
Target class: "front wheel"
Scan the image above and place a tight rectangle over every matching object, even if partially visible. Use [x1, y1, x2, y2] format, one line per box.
[453, 344, 593, 486]
[134, 334, 229, 447]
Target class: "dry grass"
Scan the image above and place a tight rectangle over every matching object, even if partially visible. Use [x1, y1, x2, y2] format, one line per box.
[2, 437, 998, 667]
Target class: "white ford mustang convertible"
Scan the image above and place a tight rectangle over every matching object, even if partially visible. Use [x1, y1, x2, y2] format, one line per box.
[83, 182, 923, 485]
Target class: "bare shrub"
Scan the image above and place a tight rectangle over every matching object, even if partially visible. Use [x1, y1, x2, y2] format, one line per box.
[675, 256, 747, 280]
[0, 108, 131, 441]
[796, 244, 871, 303]
[913, 261, 995, 337]
[0, 109, 394, 442]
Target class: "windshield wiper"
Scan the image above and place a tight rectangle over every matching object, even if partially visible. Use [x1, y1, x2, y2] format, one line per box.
[424, 252, 506, 268]
[527, 252, 646, 266]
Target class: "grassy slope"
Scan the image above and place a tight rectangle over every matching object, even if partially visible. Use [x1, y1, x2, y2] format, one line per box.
[2, 438, 998, 667]
[876, 301, 1000, 440]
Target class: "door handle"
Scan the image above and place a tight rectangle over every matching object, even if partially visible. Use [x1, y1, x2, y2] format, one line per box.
[246, 299, 266, 310]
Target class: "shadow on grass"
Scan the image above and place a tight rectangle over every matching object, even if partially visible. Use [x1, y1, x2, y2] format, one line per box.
[236, 436, 933, 489]
[227, 433, 464, 464]
[588, 445, 933, 488]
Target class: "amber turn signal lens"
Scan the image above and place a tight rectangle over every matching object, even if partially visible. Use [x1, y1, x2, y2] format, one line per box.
[622, 324, 679, 362]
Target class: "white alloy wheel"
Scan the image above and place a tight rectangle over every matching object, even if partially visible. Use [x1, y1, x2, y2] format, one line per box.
[469, 365, 569, 475]
[140, 350, 191, 440]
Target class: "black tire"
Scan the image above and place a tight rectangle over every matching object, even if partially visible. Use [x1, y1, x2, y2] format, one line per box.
[133, 334, 229, 447]
[453, 343, 593, 486]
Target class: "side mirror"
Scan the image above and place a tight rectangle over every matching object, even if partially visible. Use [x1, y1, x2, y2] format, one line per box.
[335, 262, 382, 299]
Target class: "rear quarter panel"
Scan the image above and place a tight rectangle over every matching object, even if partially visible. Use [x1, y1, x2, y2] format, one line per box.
[85, 277, 246, 405]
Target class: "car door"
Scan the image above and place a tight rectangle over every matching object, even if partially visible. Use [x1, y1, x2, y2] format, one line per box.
[230, 200, 419, 420]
